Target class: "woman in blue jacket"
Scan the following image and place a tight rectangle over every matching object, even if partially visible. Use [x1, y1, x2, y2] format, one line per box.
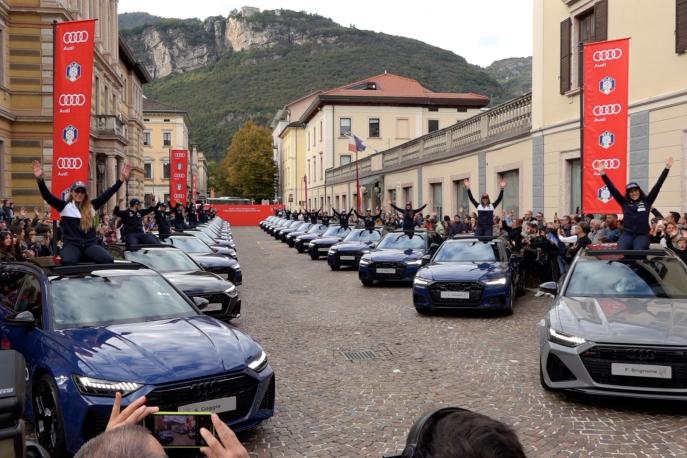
[32, 160, 130, 265]
[465, 178, 506, 237]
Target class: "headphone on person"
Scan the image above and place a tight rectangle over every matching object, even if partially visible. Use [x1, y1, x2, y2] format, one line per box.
[384, 407, 468, 458]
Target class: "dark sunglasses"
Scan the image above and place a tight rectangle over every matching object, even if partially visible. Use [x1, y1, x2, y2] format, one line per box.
[73, 188, 86, 194]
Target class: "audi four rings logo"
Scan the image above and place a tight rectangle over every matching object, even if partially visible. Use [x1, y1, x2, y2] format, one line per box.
[592, 48, 623, 62]
[57, 157, 83, 170]
[592, 159, 621, 170]
[592, 104, 622, 116]
[63, 31, 89, 44]
[58, 94, 86, 107]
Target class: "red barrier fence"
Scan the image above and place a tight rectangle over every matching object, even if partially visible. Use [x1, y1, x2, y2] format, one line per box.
[214, 204, 283, 226]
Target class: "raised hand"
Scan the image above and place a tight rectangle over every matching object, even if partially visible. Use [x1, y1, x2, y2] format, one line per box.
[666, 156, 674, 169]
[464, 178, 470, 189]
[32, 160, 43, 179]
[106, 392, 158, 431]
[500, 179, 507, 189]
[119, 162, 132, 182]
[597, 161, 606, 174]
[200, 413, 249, 458]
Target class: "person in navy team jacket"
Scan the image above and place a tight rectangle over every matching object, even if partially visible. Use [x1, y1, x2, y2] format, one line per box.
[465, 178, 506, 237]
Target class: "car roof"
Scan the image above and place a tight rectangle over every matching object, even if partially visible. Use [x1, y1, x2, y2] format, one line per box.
[19, 257, 148, 276]
[580, 244, 672, 259]
[449, 235, 501, 243]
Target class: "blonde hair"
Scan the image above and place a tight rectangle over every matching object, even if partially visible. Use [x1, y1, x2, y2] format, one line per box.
[68, 192, 95, 232]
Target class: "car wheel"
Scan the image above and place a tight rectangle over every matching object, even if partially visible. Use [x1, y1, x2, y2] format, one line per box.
[539, 363, 553, 391]
[361, 279, 374, 287]
[415, 307, 431, 315]
[310, 253, 319, 260]
[33, 374, 68, 458]
[296, 246, 304, 253]
[503, 288, 514, 316]
[330, 264, 340, 271]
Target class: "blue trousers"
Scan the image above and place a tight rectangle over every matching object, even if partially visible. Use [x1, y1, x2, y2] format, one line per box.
[60, 243, 113, 266]
[475, 225, 492, 237]
[618, 232, 650, 250]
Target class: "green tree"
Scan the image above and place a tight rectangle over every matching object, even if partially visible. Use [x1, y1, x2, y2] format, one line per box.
[218, 120, 276, 201]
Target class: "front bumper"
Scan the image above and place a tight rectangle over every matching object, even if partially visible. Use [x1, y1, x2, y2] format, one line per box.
[327, 251, 365, 267]
[358, 262, 421, 283]
[413, 281, 510, 310]
[189, 290, 242, 320]
[308, 244, 334, 258]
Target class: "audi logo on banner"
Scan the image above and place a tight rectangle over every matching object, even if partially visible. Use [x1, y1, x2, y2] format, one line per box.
[592, 104, 622, 116]
[57, 157, 83, 170]
[592, 48, 623, 62]
[63, 31, 89, 44]
[58, 94, 86, 107]
[592, 159, 621, 171]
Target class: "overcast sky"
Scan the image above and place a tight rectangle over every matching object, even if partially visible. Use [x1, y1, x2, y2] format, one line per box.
[118, 1, 533, 67]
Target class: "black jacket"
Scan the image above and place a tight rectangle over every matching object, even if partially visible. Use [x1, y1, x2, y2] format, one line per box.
[113, 205, 156, 236]
[601, 168, 669, 235]
[355, 210, 382, 230]
[467, 189, 503, 227]
[332, 209, 354, 228]
[154, 206, 172, 236]
[390, 204, 427, 231]
[37, 178, 122, 247]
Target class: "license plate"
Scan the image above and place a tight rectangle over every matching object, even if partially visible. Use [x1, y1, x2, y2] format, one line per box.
[341, 256, 356, 260]
[179, 396, 237, 413]
[441, 291, 470, 299]
[204, 302, 223, 312]
[611, 363, 672, 379]
[319, 248, 329, 252]
[376, 268, 396, 274]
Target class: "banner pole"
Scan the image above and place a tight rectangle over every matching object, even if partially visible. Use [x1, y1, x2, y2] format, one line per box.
[579, 41, 585, 216]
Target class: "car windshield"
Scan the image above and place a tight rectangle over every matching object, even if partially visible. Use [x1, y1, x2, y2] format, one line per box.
[565, 257, 687, 298]
[377, 233, 426, 250]
[323, 226, 350, 237]
[288, 222, 304, 229]
[307, 225, 324, 234]
[50, 271, 195, 329]
[296, 223, 312, 232]
[170, 237, 213, 254]
[124, 249, 200, 273]
[434, 241, 500, 262]
[344, 229, 381, 242]
[191, 232, 216, 245]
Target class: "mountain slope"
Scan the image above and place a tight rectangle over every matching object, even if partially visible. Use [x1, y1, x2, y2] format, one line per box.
[118, 12, 164, 30]
[121, 9, 529, 162]
[485, 57, 532, 98]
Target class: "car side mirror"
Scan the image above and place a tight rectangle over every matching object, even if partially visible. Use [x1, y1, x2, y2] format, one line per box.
[539, 281, 558, 296]
[193, 297, 210, 310]
[421, 254, 432, 265]
[5, 311, 36, 329]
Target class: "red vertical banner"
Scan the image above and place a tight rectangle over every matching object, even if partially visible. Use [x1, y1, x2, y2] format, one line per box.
[582, 38, 630, 213]
[170, 149, 188, 206]
[51, 20, 96, 218]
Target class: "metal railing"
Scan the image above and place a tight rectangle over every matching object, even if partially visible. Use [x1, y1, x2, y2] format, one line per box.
[325, 93, 531, 184]
[91, 115, 128, 141]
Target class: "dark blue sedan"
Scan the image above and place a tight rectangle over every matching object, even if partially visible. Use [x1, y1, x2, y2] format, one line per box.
[412, 237, 522, 315]
[0, 260, 274, 456]
[327, 228, 383, 270]
[358, 230, 436, 286]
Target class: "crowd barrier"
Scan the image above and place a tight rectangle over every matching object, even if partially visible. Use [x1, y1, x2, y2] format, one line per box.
[213, 204, 283, 226]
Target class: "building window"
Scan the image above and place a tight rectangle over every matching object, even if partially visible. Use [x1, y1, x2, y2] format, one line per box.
[342, 194, 347, 209]
[312, 128, 316, 146]
[340, 154, 351, 166]
[319, 120, 323, 142]
[499, 170, 520, 217]
[319, 152, 323, 178]
[678, 0, 687, 53]
[143, 130, 151, 146]
[369, 118, 380, 138]
[164, 118, 170, 122]
[144, 162, 153, 179]
[94, 76, 100, 113]
[163, 132, 171, 147]
[428, 107, 438, 112]
[396, 118, 409, 139]
[428, 119, 439, 133]
[307, 160, 311, 183]
[388, 189, 397, 206]
[162, 162, 170, 179]
[430, 183, 443, 218]
[454, 180, 469, 216]
[569, 158, 581, 214]
[403, 186, 413, 206]
[307, 132, 310, 150]
[335, 195, 340, 209]
[340, 118, 351, 137]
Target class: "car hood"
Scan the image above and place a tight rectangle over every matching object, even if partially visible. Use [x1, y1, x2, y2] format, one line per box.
[162, 271, 233, 294]
[333, 241, 374, 252]
[312, 237, 344, 245]
[297, 233, 323, 241]
[368, 249, 424, 262]
[188, 253, 239, 268]
[418, 262, 507, 281]
[54, 316, 259, 382]
[554, 296, 687, 345]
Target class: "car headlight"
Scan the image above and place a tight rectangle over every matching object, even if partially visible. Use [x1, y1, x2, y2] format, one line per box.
[483, 277, 507, 286]
[328, 248, 337, 254]
[361, 249, 370, 254]
[413, 277, 430, 287]
[248, 350, 268, 372]
[548, 327, 586, 347]
[308, 242, 316, 247]
[73, 375, 143, 396]
[225, 284, 238, 297]
[359, 257, 371, 265]
[406, 259, 423, 266]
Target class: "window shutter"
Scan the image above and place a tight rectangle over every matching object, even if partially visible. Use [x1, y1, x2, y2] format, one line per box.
[560, 18, 572, 94]
[594, 0, 608, 41]
[677, 0, 687, 53]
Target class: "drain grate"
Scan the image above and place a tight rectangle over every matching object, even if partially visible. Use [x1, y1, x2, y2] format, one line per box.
[342, 350, 377, 361]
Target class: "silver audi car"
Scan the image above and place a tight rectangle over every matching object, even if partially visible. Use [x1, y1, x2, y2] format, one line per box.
[539, 246, 687, 400]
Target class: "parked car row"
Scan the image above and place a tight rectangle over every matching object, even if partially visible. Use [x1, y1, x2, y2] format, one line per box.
[0, 217, 274, 457]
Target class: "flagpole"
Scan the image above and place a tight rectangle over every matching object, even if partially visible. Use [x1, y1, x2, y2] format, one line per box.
[355, 149, 361, 214]
[303, 174, 308, 212]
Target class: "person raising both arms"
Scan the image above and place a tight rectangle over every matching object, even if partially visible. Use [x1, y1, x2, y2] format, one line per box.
[390, 201, 427, 233]
[465, 178, 506, 237]
[598, 156, 673, 250]
[332, 208, 354, 229]
[355, 207, 382, 231]
[32, 159, 131, 265]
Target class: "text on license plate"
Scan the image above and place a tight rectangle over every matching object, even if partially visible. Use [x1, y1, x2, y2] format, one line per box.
[319, 248, 329, 252]
[376, 268, 396, 274]
[611, 363, 672, 379]
[179, 396, 237, 413]
[440, 291, 470, 299]
[204, 302, 223, 312]
[341, 256, 356, 260]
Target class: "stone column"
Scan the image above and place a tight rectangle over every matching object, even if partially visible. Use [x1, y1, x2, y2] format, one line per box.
[106, 154, 117, 213]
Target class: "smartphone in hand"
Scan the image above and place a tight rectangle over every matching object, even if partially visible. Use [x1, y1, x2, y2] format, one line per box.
[144, 412, 214, 449]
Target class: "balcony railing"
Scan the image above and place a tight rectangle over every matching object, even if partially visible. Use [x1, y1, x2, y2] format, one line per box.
[325, 93, 532, 185]
[91, 115, 128, 141]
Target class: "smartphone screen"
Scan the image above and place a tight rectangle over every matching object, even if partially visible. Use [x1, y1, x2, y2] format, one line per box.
[144, 412, 214, 448]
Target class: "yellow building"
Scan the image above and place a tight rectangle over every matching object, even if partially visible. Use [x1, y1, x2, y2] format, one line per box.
[272, 73, 489, 211]
[323, 0, 687, 219]
[1, 0, 149, 213]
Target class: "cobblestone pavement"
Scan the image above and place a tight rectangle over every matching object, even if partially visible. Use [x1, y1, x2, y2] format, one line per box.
[230, 227, 687, 457]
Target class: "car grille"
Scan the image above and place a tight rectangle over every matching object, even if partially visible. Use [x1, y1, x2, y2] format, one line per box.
[146, 373, 258, 422]
[429, 282, 484, 306]
[194, 292, 229, 314]
[581, 346, 687, 389]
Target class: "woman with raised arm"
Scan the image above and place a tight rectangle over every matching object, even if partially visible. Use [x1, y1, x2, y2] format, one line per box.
[32, 160, 130, 265]
[332, 208, 354, 229]
[390, 201, 427, 233]
[597, 156, 673, 250]
[464, 178, 506, 237]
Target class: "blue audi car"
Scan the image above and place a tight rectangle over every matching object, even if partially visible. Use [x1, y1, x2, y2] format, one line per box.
[358, 230, 437, 286]
[412, 236, 523, 315]
[327, 228, 383, 270]
[0, 259, 274, 456]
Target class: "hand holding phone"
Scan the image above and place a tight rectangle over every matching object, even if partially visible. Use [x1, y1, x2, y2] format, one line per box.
[145, 412, 214, 449]
[200, 413, 249, 458]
